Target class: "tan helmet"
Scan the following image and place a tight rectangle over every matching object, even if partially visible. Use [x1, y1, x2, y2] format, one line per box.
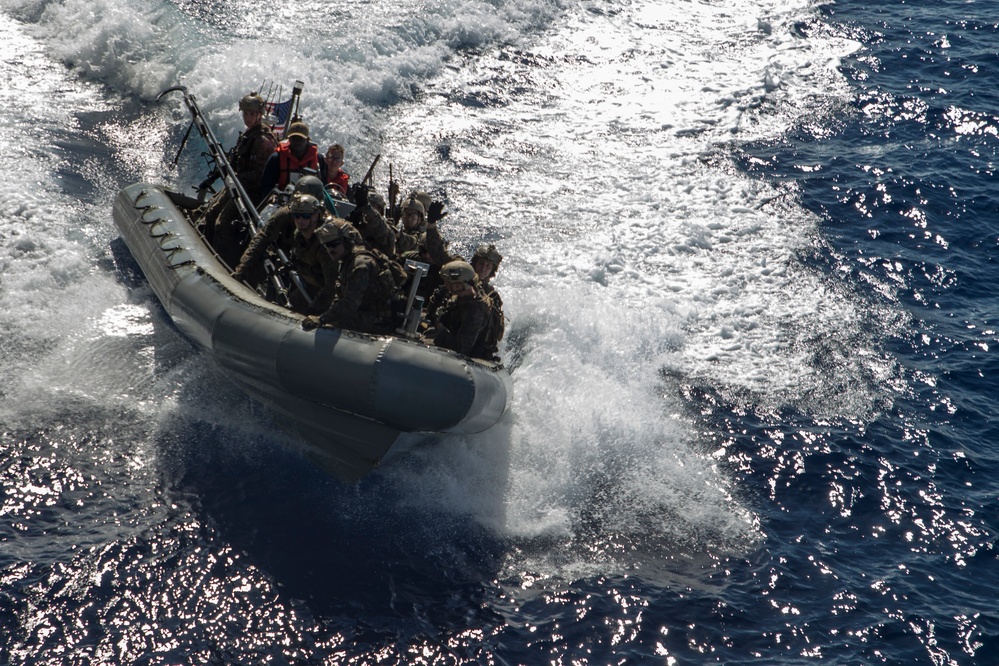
[402, 197, 425, 216]
[473, 244, 503, 266]
[440, 260, 476, 285]
[290, 193, 322, 215]
[367, 190, 386, 210]
[239, 93, 266, 113]
[410, 190, 432, 210]
[286, 121, 310, 139]
[294, 175, 326, 202]
[316, 220, 362, 246]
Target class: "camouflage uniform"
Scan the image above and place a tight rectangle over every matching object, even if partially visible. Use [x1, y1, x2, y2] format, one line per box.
[232, 121, 278, 204]
[355, 205, 397, 258]
[317, 246, 401, 334]
[431, 286, 495, 358]
[233, 207, 337, 313]
[231, 205, 296, 285]
[201, 119, 277, 267]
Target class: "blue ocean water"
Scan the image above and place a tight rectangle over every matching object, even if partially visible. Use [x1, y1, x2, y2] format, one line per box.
[0, 0, 997, 664]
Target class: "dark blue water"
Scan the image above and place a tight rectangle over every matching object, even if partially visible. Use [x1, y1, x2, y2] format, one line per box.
[2, 0, 999, 664]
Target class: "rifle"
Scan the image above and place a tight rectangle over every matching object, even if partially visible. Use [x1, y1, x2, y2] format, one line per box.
[157, 86, 313, 309]
[388, 164, 400, 224]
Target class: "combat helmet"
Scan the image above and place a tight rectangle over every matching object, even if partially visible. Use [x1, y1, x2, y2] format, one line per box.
[290, 193, 323, 216]
[473, 244, 502, 265]
[402, 197, 425, 216]
[440, 260, 477, 286]
[367, 190, 386, 211]
[239, 93, 266, 113]
[410, 190, 432, 210]
[316, 221, 362, 247]
[294, 175, 327, 203]
[472, 244, 503, 279]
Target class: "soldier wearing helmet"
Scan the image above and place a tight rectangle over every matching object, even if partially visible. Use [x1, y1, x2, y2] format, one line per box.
[421, 204, 505, 349]
[470, 244, 505, 344]
[348, 188, 397, 258]
[199, 91, 278, 266]
[232, 93, 278, 202]
[232, 192, 338, 313]
[424, 260, 496, 359]
[395, 197, 426, 255]
[301, 220, 405, 334]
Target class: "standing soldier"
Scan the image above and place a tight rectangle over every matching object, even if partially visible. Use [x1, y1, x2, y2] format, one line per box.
[200, 92, 277, 266]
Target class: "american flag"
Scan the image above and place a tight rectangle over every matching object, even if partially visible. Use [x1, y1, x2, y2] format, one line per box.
[266, 96, 294, 135]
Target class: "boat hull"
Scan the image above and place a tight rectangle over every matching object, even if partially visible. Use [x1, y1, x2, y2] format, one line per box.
[112, 183, 512, 480]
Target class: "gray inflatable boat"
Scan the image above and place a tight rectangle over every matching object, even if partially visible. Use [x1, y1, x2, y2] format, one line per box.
[113, 182, 512, 481]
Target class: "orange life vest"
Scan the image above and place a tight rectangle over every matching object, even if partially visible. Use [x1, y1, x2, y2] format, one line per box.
[275, 141, 320, 189]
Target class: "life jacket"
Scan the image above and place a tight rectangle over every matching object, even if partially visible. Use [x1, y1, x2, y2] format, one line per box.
[275, 141, 320, 189]
[327, 169, 349, 195]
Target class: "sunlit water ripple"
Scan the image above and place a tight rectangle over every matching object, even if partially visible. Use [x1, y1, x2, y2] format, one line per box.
[1, 0, 998, 663]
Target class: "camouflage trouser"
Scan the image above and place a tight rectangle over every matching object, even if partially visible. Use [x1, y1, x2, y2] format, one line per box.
[200, 191, 249, 269]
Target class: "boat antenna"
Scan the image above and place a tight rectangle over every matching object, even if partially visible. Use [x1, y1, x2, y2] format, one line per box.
[291, 80, 305, 121]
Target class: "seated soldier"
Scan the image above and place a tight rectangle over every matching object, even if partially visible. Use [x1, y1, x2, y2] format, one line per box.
[301, 221, 406, 335]
[259, 121, 327, 197]
[395, 197, 426, 255]
[424, 260, 497, 359]
[470, 244, 506, 344]
[347, 187, 396, 258]
[232, 192, 337, 314]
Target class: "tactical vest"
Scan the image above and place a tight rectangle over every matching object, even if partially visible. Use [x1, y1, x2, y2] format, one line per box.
[232, 124, 277, 198]
[351, 248, 406, 315]
[438, 290, 499, 359]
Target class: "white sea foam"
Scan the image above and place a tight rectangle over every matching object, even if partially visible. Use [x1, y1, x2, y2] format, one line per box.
[373, 0, 874, 569]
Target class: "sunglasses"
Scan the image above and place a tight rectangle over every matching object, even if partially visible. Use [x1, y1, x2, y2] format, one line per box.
[294, 212, 313, 219]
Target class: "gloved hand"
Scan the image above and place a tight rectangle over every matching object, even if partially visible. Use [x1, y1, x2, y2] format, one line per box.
[231, 268, 245, 282]
[349, 182, 369, 207]
[347, 202, 365, 224]
[302, 315, 322, 331]
[427, 201, 448, 225]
